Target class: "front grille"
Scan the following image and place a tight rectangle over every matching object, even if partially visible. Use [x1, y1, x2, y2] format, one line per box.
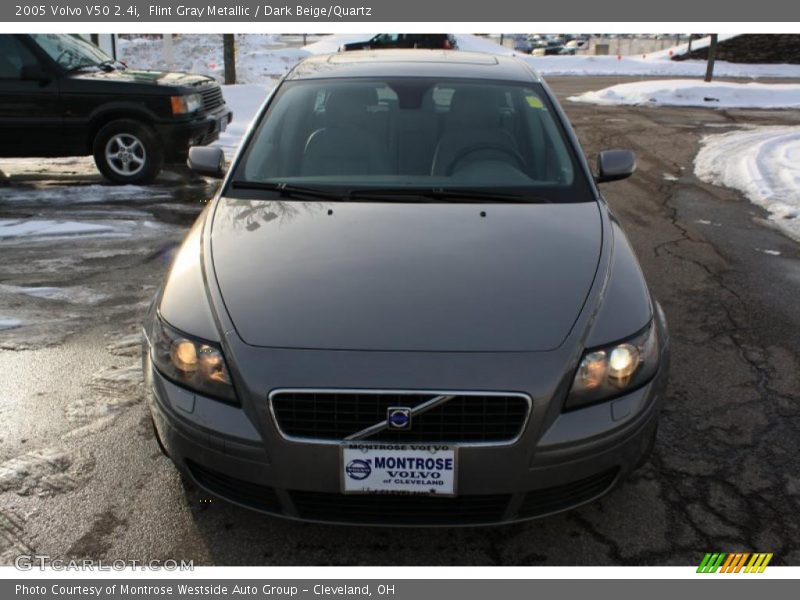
[199, 84, 224, 112]
[186, 460, 282, 513]
[517, 468, 619, 519]
[291, 490, 511, 525]
[270, 391, 530, 444]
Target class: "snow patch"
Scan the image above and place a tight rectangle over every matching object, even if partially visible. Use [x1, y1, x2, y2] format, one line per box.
[0, 218, 175, 243]
[694, 126, 800, 242]
[0, 219, 118, 239]
[663, 173, 679, 181]
[568, 79, 800, 109]
[0, 317, 22, 330]
[0, 284, 108, 305]
[66, 364, 143, 424]
[0, 448, 93, 497]
[756, 248, 782, 256]
[0, 184, 171, 204]
[106, 333, 143, 358]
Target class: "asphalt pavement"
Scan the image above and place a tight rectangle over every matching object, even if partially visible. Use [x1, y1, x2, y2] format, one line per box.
[1, 76, 799, 566]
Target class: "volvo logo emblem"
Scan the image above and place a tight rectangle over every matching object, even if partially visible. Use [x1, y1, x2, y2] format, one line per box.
[387, 407, 412, 430]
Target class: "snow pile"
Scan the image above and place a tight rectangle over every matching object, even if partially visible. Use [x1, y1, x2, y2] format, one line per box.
[302, 33, 372, 53]
[523, 55, 800, 78]
[117, 34, 308, 84]
[215, 83, 275, 157]
[568, 79, 800, 109]
[694, 126, 800, 241]
[645, 34, 740, 60]
[303, 33, 516, 56]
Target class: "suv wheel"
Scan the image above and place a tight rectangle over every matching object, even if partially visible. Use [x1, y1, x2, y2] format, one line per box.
[93, 119, 164, 184]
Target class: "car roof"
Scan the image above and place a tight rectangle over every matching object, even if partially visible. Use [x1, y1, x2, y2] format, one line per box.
[286, 50, 542, 83]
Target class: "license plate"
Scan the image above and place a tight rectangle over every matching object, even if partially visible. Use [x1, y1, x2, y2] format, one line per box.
[341, 443, 457, 496]
[218, 117, 228, 133]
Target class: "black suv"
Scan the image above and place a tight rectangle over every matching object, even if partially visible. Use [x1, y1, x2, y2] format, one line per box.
[0, 34, 232, 184]
[341, 34, 458, 51]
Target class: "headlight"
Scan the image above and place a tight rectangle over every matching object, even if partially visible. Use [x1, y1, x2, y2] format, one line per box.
[170, 93, 203, 115]
[150, 317, 237, 403]
[565, 320, 660, 410]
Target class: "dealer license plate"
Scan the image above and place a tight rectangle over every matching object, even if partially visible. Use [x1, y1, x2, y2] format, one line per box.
[341, 443, 457, 496]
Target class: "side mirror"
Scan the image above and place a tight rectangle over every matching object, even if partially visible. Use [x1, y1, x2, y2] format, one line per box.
[596, 149, 636, 183]
[20, 64, 50, 83]
[187, 146, 225, 178]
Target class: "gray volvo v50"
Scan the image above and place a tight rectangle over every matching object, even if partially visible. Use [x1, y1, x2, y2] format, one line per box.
[143, 50, 669, 526]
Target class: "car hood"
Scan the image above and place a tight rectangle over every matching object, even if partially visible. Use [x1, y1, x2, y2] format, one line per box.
[72, 68, 214, 90]
[210, 198, 602, 352]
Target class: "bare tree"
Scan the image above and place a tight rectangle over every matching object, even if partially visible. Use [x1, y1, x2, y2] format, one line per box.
[223, 34, 236, 85]
[704, 34, 718, 83]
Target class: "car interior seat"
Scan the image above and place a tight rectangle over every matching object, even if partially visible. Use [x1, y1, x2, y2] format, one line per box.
[431, 87, 525, 177]
[301, 86, 392, 176]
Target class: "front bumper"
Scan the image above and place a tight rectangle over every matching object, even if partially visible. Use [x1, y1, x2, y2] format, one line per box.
[155, 106, 233, 162]
[145, 345, 668, 526]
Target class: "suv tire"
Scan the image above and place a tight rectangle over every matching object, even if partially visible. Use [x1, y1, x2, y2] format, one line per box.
[93, 119, 164, 184]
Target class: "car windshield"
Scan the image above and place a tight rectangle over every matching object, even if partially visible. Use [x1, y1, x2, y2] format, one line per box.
[29, 34, 112, 71]
[231, 77, 591, 202]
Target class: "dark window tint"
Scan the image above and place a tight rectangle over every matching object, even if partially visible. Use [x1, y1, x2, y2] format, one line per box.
[0, 36, 39, 80]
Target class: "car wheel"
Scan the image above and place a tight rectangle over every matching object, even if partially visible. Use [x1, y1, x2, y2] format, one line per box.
[93, 119, 164, 185]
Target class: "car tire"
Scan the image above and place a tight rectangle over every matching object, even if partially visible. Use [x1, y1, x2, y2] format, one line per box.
[93, 119, 164, 185]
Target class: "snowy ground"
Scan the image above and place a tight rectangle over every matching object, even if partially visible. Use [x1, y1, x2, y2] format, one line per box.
[115, 34, 800, 84]
[694, 126, 800, 242]
[117, 34, 310, 84]
[568, 79, 800, 109]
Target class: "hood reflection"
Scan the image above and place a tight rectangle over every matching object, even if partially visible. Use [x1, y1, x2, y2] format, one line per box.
[217, 198, 332, 232]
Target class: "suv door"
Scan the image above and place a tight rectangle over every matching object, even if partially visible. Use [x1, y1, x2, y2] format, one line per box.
[0, 35, 61, 157]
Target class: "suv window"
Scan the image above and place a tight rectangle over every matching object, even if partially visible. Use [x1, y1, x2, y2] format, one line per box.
[0, 36, 39, 80]
[29, 33, 110, 71]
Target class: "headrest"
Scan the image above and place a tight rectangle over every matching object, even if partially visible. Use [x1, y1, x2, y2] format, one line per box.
[447, 88, 501, 128]
[325, 86, 379, 123]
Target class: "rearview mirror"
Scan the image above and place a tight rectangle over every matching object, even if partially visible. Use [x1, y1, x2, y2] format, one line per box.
[596, 150, 636, 183]
[187, 146, 225, 178]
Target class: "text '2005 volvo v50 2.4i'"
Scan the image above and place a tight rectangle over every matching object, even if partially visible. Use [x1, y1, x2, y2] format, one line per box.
[142, 50, 670, 526]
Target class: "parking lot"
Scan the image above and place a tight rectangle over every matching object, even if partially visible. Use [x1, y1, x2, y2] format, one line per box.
[1, 76, 799, 566]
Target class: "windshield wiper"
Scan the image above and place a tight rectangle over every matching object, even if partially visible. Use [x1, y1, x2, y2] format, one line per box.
[230, 182, 554, 204]
[67, 63, 101, 73]
[348, 187, 551, 203]
[67, 60, 119, 73]
[229, 181, 346, 202]
[97, 59, 121, 71]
